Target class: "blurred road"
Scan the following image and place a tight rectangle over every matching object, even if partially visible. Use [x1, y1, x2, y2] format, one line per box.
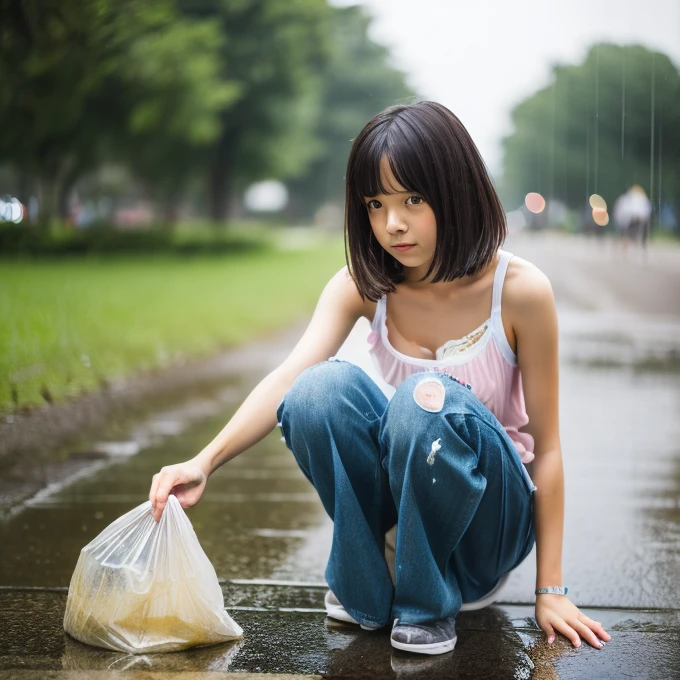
[1, 233, 679, 679]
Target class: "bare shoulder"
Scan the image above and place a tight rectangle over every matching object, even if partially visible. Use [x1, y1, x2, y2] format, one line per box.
[503, 255, 555, 315]
[323, 266, 375, 319]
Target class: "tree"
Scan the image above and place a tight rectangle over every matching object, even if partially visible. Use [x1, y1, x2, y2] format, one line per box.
[112, 5, 240, 223]
[0, 0, 236, 225]
[285, 5, 416, 222]
[500, 44, 680, 224]
[178, 0, 331, 222]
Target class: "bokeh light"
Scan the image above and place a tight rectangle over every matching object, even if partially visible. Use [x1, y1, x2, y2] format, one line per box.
[592, 208, 609, 227]
[0, 196, 24, 223]
[589, 194, 607, 211]
[525, 192, 546, 214]
[244, 180, 289, 212]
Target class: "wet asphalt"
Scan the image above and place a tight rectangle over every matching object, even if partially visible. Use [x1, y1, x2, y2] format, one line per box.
[1, 233, 679, 679]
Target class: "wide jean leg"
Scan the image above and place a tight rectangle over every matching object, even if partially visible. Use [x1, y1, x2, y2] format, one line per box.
[277, 361, 397, 628]
[381, 371, 535, 624]
[277, 362, 535, 628]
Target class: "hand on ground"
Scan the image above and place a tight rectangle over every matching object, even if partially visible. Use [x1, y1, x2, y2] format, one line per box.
[536, 594, 611, 649]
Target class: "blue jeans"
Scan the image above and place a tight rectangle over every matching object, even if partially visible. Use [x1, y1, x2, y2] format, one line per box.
[277, 360, 535, 628]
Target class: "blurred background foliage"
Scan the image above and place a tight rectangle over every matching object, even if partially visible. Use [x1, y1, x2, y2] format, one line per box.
[0, 0, 414, 238]
[1, 0, 678, 409]
[1, 1, 678, 245]
[500, 43, 680, 226]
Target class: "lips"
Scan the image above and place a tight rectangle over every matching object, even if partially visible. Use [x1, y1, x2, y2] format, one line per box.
[393, 244, 415, 252]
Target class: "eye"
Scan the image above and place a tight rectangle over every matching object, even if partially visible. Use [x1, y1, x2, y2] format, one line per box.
[407, 195, 424, 205]
[366, 199, 382, 210]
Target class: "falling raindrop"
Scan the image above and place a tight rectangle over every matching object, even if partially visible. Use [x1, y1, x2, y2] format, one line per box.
[649, 52, 656, 218]
[621, 49, 626, 160]
[594, 43, 600, 194]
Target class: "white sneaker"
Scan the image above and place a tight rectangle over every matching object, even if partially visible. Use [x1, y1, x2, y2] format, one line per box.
[324, 590, 380, 630]
[459, 573, 510, 611]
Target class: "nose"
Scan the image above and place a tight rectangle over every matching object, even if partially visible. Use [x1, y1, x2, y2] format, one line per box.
[385, 209, 407, 235]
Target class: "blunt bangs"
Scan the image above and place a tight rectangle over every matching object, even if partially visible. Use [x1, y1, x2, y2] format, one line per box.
[345, 101, 507, 302]
[348, 119, 427, 202]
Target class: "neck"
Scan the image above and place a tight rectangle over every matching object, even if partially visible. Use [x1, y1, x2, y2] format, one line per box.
[401, 253, 498, 294]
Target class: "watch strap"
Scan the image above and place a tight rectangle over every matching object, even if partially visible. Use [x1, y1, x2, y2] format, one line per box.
[535, 586, 568, 596]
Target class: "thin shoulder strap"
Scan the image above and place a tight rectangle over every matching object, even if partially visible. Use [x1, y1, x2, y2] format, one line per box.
[489, 250, 517, 365]
[491, 250, 513, 317]
[372, 295, 387, 330]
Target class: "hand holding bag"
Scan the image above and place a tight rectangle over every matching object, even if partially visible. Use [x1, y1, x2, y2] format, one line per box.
[64, 495, 243, 654]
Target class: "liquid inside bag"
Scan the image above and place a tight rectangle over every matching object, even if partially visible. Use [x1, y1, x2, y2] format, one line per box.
[63, 495, 243, 654]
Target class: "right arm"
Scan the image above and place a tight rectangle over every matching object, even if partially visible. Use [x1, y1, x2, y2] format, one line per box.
[149, 267, 369, 520]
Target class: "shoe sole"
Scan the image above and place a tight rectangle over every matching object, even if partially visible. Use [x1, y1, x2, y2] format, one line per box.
[325, 594, 380, 630]
[327, 609, 360, 624]
[460, 573, 509, 612]
[391, 635, 457, 655]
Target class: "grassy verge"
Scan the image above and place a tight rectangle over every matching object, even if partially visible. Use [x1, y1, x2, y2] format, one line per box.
[1, 232, 345, 413]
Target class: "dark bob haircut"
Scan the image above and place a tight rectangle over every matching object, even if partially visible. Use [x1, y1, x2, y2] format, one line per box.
[345, 101, 507, 301]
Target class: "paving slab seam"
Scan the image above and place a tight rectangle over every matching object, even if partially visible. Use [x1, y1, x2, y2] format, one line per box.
[3, 585, 679, 617]
[0, 585, 69, 592]
[226, 579, 328, 588]
[0, 673, 322, 680]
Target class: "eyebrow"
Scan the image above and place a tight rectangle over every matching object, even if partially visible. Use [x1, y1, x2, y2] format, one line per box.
[364, 190, 411, 197]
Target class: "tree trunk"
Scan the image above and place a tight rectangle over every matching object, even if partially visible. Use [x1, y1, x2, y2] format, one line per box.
[37, 174, 58, 230]
[56, 161, 85, 224]
[208, 160, 233, 225]
[57, 178, 75, 223]
[161, 194, 181, 229]
[208, 127, 238, 225]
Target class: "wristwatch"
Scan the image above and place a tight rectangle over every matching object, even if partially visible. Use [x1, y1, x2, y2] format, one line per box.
[535, 586, 568, 595]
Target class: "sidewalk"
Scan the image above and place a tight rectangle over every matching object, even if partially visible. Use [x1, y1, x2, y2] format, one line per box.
[1, 581, 677, 679]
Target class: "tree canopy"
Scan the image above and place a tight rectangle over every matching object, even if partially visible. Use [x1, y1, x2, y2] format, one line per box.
[501, 43, 680, 224]
[0, 0, 414, 226]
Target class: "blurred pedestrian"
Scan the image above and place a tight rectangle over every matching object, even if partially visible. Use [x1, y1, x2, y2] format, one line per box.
[149, 102, 610, 657]
[613, 185, 652, 253]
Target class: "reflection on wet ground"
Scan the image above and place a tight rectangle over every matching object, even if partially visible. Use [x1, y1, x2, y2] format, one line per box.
[0, 415, 327, 587]
[1, 584, 678, 679]
[1, 235, 680, 678]
[505, 363, 680, 609]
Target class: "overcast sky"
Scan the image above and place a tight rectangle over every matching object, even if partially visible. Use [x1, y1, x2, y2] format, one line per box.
[333, 0, 680, 176]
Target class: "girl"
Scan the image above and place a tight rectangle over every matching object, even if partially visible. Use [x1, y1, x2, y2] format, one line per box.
[149, 101, 611, 656]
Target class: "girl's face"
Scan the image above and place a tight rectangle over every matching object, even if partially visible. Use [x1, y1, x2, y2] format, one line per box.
[364, 156, 437, 282]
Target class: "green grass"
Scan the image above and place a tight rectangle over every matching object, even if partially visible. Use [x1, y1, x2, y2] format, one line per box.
[0, 233, 346, 413]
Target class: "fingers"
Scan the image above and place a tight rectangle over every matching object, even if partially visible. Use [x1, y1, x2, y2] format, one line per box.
[578, 614, 611, 645]
[149, 463, 206, 522]
[149, 473, 160, 506]
[551, 618, 582, 648]
[151, 467, 177, 523]
[544, 616, 611, 649]
[540, 620, 556, 645]
[572, 619, 604, 649]
[537, 598, 612, 650]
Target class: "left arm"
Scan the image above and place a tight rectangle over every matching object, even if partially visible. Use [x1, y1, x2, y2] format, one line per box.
[507, 260, 610, 649]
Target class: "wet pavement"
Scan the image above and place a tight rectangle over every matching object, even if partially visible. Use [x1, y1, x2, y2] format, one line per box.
[2, 582, 679, 679]
[1, 233, 679, 678]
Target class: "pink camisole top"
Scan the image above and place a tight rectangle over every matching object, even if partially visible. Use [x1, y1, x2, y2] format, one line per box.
[367, 249, 535, 464]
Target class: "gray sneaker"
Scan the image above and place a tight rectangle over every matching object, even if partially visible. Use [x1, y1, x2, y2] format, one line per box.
[390, 616, 457, 655]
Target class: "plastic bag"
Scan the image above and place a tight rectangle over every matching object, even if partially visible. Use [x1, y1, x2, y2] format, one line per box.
[63, 495, 243, 654]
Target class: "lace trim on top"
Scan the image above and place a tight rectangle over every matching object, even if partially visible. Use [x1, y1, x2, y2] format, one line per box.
[368, 298, 495, 368]
[435, 321, 489, 360]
